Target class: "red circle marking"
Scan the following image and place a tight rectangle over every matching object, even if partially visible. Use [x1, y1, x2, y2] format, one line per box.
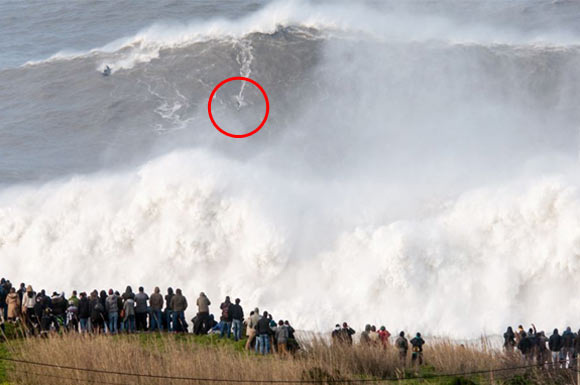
[208, 77, 270, 138]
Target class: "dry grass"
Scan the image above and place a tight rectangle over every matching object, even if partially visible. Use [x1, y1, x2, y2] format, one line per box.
[1, 333, 576, 385]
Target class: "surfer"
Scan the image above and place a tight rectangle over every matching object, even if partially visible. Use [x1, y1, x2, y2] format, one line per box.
[103, 65, 111, 76]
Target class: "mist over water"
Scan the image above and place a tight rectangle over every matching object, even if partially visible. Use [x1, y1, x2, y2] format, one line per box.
[2, 0, 580, 336]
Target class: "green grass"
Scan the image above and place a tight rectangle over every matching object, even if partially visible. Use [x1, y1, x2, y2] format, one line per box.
[0, 339, 10, 385]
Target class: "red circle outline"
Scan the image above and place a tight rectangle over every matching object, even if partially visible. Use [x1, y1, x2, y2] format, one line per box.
[208, 77, 270, 138]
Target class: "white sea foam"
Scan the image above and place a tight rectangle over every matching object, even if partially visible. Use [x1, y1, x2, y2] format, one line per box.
[2, 149, 580, 336]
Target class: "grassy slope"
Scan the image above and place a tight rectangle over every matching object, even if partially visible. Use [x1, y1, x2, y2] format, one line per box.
[0, 330, 545, 385]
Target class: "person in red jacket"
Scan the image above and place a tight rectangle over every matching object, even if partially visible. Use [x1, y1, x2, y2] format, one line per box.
[378, 326, 391, 349]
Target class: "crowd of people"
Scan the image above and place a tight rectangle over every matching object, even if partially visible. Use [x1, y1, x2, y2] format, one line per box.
[5, 277, 579, 368]
[504, 324, 580, 368]
[0, 278, 297, 355]
[331, 322, 425, 365]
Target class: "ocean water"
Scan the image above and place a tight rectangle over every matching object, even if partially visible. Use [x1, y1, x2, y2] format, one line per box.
[2, 0, 580, 337]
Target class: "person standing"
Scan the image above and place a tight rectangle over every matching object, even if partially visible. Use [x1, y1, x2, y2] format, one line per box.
[170, 289, 188, 332]
[360, 324, 372, 345]
[149, 287, 164, 332]
[68, 291, 80, 308]
[504, 326, 516, 352]
[378, 326, 391, 349]
[16, 283, 26, 304]
[6, 287, 20, 322]
[549, 329, 563, 368]
[134, 287, 149, 331]
[77, 292, 90, 333]
[164, 288, 174, 332]
[105, 289, 119, 334]
[275, 320, 289, 355]
[255, 311, 272, 355]
[229, 298, 244, 342]
[90, 290, 105, 333]
[339, 323, 356, 345]
[245, 308, 260, 350]
[410, 333, 425, 366]
[562, 327, 575, 368]
[219, 296, 233, 339]
[0, 279, 7, 322]
[194, 292, 211, 335]
[396, 331, 409, 365]
[123, 297, 136, 333]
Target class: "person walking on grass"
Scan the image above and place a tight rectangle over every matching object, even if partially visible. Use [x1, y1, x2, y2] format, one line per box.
[256, 311, 273, 354]
[134, 287, 149, 332]
[170, 288, 188, 332]
[149, 287, 164, 332]
[396, 331, 409, 365]
[410, 332, 425, 366]
[105, 289, 119, 334]
[230, 298, 244, 342]
[219, 296, 233, 339]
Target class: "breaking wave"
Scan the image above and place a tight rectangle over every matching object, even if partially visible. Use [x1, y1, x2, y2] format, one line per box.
[3, 0, 580, 337]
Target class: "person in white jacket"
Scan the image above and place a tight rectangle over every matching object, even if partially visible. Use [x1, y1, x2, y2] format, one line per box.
[21, 285, 36, 332]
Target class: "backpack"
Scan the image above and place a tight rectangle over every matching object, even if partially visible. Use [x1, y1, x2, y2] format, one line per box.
[94, 302, 104, 313]
[397, 338, 408, 349]
[221, 303, 230, 319]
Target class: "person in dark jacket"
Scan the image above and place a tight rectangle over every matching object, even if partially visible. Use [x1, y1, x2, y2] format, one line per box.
[170, 289, 188, 332]
[40, 307, 59, 337]
[518, 331, 533, 364]
[134, 287, 149, 331]
[504, 326, 516, 352]
[255, 311, 273, 355]
[164, 287, 174, 332]
[338, 322, 356, 345]
[50, 292, 68, 326]
[229, 298, 244, 341]
[549, 329, 563, 367]
[78, 292, 90, 333]
[99, 290, 108, 330]
[561, 327, 575, 368]
[89, 290, 105, 333]
[219, 296, 233, 339]
[410, 333, 425, 365]
[122, 286, 135, 302]
[0, 279, 7, 322]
